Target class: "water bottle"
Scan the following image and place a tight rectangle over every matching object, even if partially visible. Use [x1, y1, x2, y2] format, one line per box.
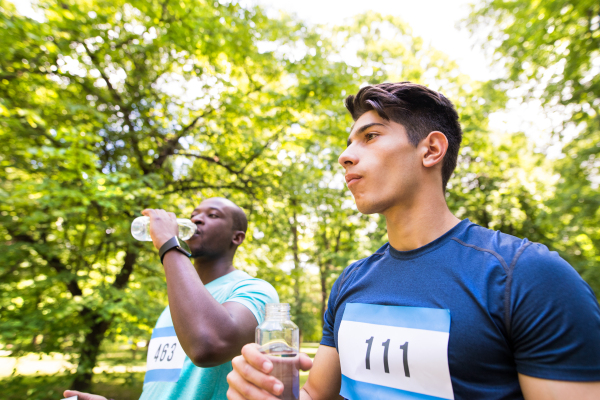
[130, 216, 197, 241]
[256, 303, 300, 400]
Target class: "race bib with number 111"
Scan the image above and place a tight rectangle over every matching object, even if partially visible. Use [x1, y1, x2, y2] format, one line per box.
[338, 303, 453, 400]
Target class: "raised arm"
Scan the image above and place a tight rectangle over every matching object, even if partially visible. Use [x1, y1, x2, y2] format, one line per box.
[143, 208, 258, 367]
[161, 250, 258, 367]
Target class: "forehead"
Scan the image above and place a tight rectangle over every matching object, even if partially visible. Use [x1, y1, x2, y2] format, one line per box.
[349, 111, 389, 136]
[193, 199, 233, 215]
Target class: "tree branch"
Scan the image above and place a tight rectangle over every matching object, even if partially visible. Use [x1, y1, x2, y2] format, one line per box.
[152, 108, 215, 170]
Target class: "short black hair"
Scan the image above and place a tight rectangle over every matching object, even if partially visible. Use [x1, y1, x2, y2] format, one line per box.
[345, 82, 463, 190]
[231, 205, 248, 234]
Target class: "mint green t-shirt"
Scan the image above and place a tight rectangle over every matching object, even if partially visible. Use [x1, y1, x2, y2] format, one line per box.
[139, 270, 279, 400]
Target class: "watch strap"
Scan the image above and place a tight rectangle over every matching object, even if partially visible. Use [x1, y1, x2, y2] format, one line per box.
[159, 236, 192, 264]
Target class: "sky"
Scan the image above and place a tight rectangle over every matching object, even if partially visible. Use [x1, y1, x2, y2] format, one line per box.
[254, 0, 493, 81]
[252, 0, 568, 156]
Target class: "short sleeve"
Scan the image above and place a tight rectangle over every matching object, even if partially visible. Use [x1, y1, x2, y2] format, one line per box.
[321, 276, 342, 348]
[510, 242, 600, 381]
[225, 278, 279, 325]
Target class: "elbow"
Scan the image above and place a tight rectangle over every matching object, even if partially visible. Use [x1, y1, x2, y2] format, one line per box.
[187, 337, 234, 368]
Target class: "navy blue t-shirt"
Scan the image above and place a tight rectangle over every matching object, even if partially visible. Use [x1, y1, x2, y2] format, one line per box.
[321, 219, 600, 400]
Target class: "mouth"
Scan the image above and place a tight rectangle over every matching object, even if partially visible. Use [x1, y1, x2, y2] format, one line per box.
[345, 174, 362, 187]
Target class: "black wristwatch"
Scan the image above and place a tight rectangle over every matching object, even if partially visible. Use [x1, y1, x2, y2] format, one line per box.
[159, 236, 192, 264]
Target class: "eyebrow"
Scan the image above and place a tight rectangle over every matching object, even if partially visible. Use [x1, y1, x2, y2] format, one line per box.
[347, 122, 386, 147]
[191, 206, 223, 215]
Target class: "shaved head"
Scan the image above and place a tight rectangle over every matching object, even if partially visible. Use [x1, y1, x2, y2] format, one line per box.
[187, 197, 248, 259]
[221, 198, 248, 233]
[200, 197, 247, 233]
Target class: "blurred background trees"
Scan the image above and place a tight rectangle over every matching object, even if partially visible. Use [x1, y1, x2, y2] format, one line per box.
[0, 0, 598, 397]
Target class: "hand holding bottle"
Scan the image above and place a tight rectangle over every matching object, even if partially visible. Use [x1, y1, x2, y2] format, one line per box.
[136, 209, 194, 250]
[131, 215, 196, 242]
[227, 303, 312, 400]
[227, 344, 313, 400]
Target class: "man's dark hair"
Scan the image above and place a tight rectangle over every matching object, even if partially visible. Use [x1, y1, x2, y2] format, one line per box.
[231, 206, 248, 234]
[345, 82, 463, 190]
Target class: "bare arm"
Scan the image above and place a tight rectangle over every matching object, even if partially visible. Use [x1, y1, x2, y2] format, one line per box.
[143, 209, 257, 367]
[301, 345, 343, 400]
[227, 344, 342, 400]
[519, 374, 600, 400]
[162, 251, 257, 367]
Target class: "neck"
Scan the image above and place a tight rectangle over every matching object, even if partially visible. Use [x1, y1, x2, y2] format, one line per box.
[192, 253, 236, 285]
[383, 186, 460, 251]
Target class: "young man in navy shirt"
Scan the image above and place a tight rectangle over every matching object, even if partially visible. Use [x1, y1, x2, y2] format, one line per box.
[226, 82, 600, 400]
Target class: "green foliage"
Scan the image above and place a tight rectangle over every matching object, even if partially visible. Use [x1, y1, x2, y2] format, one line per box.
[468, 0, 600, 296]
[3, 0, 595, 395]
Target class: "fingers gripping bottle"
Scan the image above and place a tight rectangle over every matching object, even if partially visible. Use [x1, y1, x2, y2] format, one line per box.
[130, 216, 197, 241]
[256, 303, 300, 400]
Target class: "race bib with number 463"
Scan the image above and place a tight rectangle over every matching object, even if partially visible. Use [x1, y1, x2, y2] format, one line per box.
[144, 326, 187, 384]
[338, 303, 453, 400]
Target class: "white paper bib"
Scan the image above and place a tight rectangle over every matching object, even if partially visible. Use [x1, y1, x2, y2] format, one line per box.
[144, 326, 187, 384]
[338, 303, 453, 400]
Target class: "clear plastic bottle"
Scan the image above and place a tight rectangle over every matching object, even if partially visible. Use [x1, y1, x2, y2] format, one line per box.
[256, 303, 300, 400]
[130, 216, 197, 241]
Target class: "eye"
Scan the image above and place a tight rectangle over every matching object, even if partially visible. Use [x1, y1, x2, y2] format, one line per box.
[365, 132, 378, 141]
[209, 214, 218, 218]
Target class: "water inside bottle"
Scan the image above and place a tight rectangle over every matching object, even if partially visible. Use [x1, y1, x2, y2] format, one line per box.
[176, 219, 196, 240]
[131, 217, 152, 241]
[130, 216, 197, 241]
[260, 342, 299, 400]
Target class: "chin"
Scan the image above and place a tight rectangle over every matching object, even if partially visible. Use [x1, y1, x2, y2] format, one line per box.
[354, 198, 381, 215]
[353, 190, 395, 215]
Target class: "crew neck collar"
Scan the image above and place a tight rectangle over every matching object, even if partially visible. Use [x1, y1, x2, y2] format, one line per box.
[388, 219, 471, 260]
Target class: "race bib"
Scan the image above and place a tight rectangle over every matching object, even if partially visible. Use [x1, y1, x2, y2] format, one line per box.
[338, 303, 453, 400]
[144, 326, 187, 384]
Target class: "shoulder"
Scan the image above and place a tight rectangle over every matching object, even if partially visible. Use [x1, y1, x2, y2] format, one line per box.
[229, 270, 279, 301]
[341, 243, 387, 279]
[511, 241, 595, 297]
[331, 244, 389, 298]
[451, 223, 535, 272]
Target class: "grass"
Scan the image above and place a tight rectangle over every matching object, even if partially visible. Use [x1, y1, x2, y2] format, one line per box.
[0, 343, 321, 399]
[0, 372, 144, 400]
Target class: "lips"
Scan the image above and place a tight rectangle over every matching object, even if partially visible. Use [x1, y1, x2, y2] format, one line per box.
[345, 173, 362, 187]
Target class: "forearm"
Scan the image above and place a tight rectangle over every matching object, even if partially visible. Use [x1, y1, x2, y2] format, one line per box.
[300, 389, 313, 400]
[162, 251, 243, 366]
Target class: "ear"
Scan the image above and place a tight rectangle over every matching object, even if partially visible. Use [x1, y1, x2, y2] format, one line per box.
[421, 131, 448, 168]
[231, 231, 245, 247]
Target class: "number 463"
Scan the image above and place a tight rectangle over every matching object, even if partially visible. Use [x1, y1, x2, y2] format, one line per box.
[365, 337, 410, 377]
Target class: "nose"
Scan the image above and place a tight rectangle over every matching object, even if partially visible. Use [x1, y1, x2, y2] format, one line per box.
[191, 214, 204, 225]
[338, 146, 358, 169]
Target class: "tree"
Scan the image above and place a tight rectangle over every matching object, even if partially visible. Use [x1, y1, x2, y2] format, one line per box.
[0, 0, 334, 390]
[468, 0, 600, 295]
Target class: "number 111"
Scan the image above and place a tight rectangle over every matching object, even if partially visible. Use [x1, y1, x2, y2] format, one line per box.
[365, 336, 410, 377]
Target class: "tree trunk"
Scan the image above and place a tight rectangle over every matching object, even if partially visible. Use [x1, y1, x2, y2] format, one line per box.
[320, 262, 328, 328]
[71, 245, 138, 391]
[71, 315, 111, 391]
[290, 203, 303, 341]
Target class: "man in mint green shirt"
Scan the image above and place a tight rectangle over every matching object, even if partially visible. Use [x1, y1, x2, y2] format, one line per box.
[64, 197, 278, 400]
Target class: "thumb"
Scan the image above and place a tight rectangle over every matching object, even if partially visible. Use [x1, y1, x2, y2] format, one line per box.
[299, 353, 313, 371]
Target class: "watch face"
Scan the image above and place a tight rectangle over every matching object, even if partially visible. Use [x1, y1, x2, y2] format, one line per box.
[177, 238, 192, 254]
